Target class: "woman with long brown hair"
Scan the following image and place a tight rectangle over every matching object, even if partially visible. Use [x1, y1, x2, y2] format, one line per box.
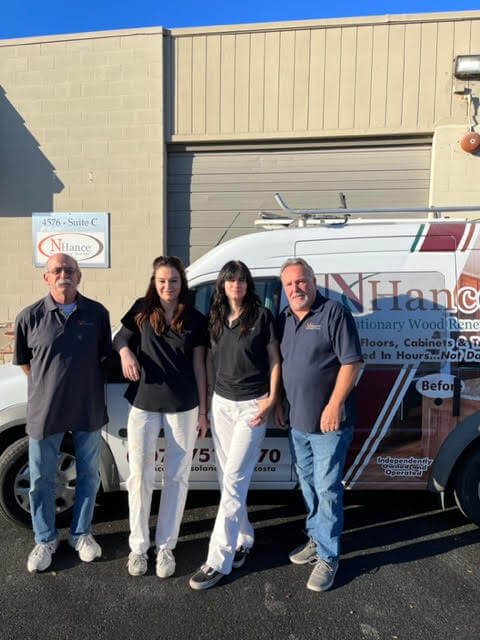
[114, 256, 208, 578]
[189, 260, 281, 590]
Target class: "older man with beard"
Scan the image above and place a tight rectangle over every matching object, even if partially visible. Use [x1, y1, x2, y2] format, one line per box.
[13, 253, 111, 572]
[276, 257, 362, 592]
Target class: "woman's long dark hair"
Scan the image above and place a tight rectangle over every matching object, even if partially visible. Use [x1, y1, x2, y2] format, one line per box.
[135, 256, 189, 335]
[209, 260, 260, 344]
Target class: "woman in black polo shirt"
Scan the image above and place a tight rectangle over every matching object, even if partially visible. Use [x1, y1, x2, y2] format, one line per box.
[113, 256, 208, 578]
[189, 260, 281, 590]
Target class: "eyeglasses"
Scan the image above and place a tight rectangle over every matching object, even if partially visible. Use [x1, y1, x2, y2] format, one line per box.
[48, 267, 77, 275]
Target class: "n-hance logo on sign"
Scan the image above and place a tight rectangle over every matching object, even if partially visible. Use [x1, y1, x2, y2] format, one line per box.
[38, 233, 104, 262]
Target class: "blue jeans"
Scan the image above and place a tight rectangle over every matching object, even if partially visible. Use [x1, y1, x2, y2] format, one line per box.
[289, 425, 353, 563]
[29, 429, 102, 543]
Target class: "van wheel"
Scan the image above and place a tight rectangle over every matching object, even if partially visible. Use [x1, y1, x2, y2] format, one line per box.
[453, 445, 480, 527]
[0, 436, 76, 529]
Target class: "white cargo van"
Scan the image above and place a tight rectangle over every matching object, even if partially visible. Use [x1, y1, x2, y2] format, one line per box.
[1, 203, 480, 528]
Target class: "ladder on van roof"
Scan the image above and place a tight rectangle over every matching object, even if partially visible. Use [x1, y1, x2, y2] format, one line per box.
[255, 193, 480, 229]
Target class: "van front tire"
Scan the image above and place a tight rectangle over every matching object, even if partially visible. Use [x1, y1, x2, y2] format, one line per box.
[453, 445, 480, 527]
[0, 436, 76, 529]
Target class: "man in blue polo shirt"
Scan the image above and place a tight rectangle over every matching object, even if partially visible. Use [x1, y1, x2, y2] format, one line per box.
[276, 257, 362, 592]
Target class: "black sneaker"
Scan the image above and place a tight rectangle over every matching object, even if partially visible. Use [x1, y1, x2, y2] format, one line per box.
[232, 545, 249, 569]
[189, 564, 225, 590]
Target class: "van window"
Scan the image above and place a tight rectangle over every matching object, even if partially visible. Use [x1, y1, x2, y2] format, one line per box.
[191, 278, 282, 317]
[254, 278, 282, 316]
[190, 283, 215, 316]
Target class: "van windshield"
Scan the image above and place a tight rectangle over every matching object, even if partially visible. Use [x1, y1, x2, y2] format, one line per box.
[191, 278, 282, 317]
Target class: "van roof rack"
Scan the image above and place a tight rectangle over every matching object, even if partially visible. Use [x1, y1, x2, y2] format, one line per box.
[255, 193, 480, 229]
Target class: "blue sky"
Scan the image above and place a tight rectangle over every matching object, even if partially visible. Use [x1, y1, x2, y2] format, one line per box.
[1, 1, 479, 40]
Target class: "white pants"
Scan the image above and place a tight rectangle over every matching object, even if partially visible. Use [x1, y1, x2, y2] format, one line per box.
[126, 405, 198, 555]
[206, 393, 266, 574]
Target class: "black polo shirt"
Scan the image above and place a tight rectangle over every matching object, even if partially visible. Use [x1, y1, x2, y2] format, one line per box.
[118, 298, 207, 413]
[211, 306, 276, 401]
[13, 293, 112, 440]
[278, 293, 362, 433]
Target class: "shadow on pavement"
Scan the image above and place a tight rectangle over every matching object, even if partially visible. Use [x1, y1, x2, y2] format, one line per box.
[11, 488, 477, 579]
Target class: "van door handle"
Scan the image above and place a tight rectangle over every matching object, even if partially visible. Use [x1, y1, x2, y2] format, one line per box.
[452, 376, 461, 417]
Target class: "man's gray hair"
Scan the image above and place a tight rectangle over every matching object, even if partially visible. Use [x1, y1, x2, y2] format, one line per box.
[280, 257, 315, 280]
[44, 253, 80, 274]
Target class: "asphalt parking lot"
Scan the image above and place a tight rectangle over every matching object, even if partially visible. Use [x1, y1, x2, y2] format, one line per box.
[0, 489, 478, 640]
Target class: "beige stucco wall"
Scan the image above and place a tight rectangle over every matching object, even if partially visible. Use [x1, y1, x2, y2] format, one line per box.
[167, 11, 480, 142]
[429, 125, 480, 208]
[0, 28, 166, 354]
[1, 12, 480, 362]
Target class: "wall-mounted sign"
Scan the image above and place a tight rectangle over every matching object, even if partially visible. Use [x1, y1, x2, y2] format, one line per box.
[32, 212, 110, 268]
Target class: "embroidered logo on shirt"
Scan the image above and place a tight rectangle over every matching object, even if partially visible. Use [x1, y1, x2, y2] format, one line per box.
[305, 322, 322, 330]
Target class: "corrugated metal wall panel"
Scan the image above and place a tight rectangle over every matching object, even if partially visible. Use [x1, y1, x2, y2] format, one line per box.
[167, 144, 431, 263]
[167, 15, 480, 141]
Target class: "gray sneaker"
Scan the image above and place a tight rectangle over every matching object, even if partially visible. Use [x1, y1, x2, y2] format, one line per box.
[127, 551, 148, 576]
[307, 558, 339, 592]
[288, 536, 317, 565]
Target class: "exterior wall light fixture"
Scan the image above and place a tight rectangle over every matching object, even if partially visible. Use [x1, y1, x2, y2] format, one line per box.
[454, 55, 480, 80]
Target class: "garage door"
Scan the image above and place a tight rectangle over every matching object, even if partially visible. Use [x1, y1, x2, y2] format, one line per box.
[167, 144, 431, 264]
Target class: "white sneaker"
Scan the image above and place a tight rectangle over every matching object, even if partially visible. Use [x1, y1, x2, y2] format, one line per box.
[156, 548, 175, 578]
[69, 533, 102, 562]
[128, 552, 148, 576]
[27, 539, 59, 573]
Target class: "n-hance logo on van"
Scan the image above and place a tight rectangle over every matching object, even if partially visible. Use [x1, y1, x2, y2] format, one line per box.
[320, 272, 478, 316]
[38, 233, 104, 262]
[318, 271, 480, 365]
